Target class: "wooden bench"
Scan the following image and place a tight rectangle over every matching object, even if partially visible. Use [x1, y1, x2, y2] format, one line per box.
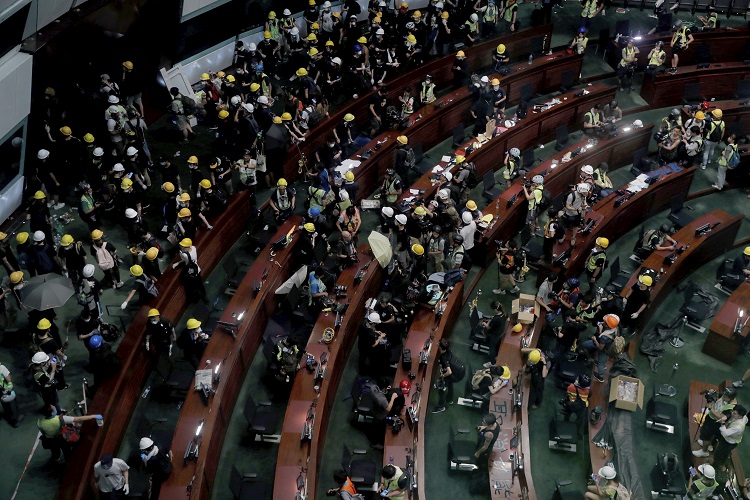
[641, 62, 750, 108]
[703, 281, 750, 364]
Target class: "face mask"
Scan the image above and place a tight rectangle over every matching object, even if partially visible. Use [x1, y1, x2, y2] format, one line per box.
[493, 85, 499, 91]
[50, 408, 57, 418]
[150, 319, 159, 324]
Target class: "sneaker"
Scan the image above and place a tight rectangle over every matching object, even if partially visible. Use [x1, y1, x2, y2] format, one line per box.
[370, 442, 384, 450]
[692, 450, 710, 458]
[431, 406, 446, 414]
[510, 286, 520, 293]
[697, 439, 704, 446]
[493, 288, 506, 295]
[115, 281, 125, 289]
[712, 184, 722, 190]
[701, 164, 707, 170]
[53, 203, 66, 210]
[733, 380, 744, 388]
[593, 373, 605, 383]
[619, 87, 625, 92]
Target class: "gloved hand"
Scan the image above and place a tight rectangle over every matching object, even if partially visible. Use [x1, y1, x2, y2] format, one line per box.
[630, 312, 639, 319]
[169, 344, 173, 357]
[145, 340, 150, 351]
[140, 453, 148, 461]
[172, 262, 179, 269]
[123, 484, 129, 495]
[207, 225, 214, 230]
[121, 301, 129, 310]
[93, 414, 103, 420]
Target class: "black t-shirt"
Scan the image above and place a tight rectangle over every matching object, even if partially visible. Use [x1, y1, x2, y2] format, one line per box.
[559, 320, 587, 349]
[627, 283, 651, 311]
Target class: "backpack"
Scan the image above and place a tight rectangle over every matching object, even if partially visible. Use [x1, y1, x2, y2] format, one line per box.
[727, 144, 741, 169]
[535, 187, 552, 212]
[516, 101, 528, 119]
[137, 277, 159, 299]
[471, 368, 492, 391]
[404, 147, 417, 169]
[463, 162, 480, 189]
[448, 352, 466, 382]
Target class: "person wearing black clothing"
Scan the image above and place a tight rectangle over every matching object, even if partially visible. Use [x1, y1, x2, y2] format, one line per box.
[452, 51, 468, 88]
[199, 182, 228, 218]
[368, 86, 389, 136]
[142, 248, 162, 282]
[593, 284, 623, 324]
[621, 275, 652, 334]
[139, 438, 172, 500]
[158, 158, 181, 192]
[471, 98, 492, 137]
[555, 309, 587, 359]
[27, 195, 53, 245]
[480, 301, 507, 362]
[316, 136, 343, 169]
[525, 349, 548, 409]
[29, 234, 60, 275]
[432, 339, 465, 413]
[75, 308, 99, 346]
[335, 231, 358, 269]
[0, 233, 19, 275]
[57, 237, 87, 286]
[144, 309, 176, 356]
[474, 413, 500, 474]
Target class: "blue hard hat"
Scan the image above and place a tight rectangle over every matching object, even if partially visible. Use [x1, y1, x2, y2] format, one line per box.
[308, 206, 321, 217]
[256, 63, 264, 72]
[354, 44, 362, 52]
[89, 334, 103, 349]
[566, 277, 580, 288]
[579, 27, 587, 33]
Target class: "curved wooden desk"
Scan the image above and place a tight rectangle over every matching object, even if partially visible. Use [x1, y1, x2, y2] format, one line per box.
[682, 99, 750, 135]
[159, 217, 303, 499]
[477, 124, 654, 265]
[281, 25, 554, 181]
[60, 192, 252, 500]
[641, 62, 750, 108]
[382, 282, 464, 500]
[703, 281, 750, 365]
[606, 27, 750, 70]
[349, 50, 584, 203]
[399, 83, 617, 209]
[562, 165, 697, 277]
[273, 247, 383, 500]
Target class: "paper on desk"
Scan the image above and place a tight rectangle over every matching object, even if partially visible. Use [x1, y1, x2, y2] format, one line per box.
[432, 165, 444, 173]
[410, 189, 420, 194]
[441, 155, 452, 163]
[335, 159, 361, 176]
[403, 196, 415, 202]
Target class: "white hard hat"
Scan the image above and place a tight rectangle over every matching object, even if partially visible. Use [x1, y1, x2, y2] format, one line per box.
[242, 103, 254, 113]
[258, 96, 269, 105]
[31, 352, 50, 365]
[248, 42, 257, 51]
[83, 264, 96, 278]
[481, 76, 489, 83]
[291, 27, 299, 36]
[139, 437, 154, 450]
[108, 95, 119, 104]
[598, 466, 616, 480]
[283, 8, 291, 15]
[93, 147, 104, 157]
[368, 312, 381, 323]
[698, 464, 715, 479]
[331, 57, 342, 65]
[438, 188, 450, 200]
[37, 149, 50, 160]
[532, 175, 544, 184]
[581, 165, 594, 175]
[470, 13, 478, 21]
[462, 211, 473, 223]
[632, 119, 643, 127]
[395, 214, 408, 225]
[108, 105, 120, 114]
[443, 172, 453, 182]
[377, 28, 385, 35]
[504, 120, 514, 128]
[125, 208, 138, 219]
[381, 206, 394, 217]
[436, 1, 444, 8]
[230, 95, 242, 105]
[577, 182, 590, 193]
[324, 1, 332, 6]
[126, 146, 138, 156]
[113, 163, 125, 172]
[33, 231, 45, 242]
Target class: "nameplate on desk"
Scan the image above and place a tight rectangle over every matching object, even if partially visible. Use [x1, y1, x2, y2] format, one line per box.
[195, 369, 212, 391]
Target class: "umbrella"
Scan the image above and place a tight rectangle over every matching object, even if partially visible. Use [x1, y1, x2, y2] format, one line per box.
[19, 273, 75, 311]
[368, 230, 392, 268]
[275, 265, 308, 295]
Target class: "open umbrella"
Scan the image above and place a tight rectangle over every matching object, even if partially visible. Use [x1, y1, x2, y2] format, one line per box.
[275, 265, 308, 295]
[368, 230, 393, 268]
[19, 273, 75, 311]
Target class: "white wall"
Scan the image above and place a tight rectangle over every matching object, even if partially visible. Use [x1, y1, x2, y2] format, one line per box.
[33, 0, 71, 31]
[181, 0, 230, 21]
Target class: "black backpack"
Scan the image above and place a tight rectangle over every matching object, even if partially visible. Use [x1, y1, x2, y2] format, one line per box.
[404, 147, 417, 169]
[536, 186, 552, 212]
[463, 162, 480, 189]
[516, 101, 528, 119]
[448, 352, 466, 382]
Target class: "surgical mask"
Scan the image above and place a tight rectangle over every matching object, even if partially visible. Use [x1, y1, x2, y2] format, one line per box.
[150, 318, 159, 324]
[493, 85, 499, 91]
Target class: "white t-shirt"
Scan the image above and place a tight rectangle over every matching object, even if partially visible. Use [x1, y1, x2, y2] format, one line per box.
[94, 458, 130, 492]
[459, 221, 477, 250]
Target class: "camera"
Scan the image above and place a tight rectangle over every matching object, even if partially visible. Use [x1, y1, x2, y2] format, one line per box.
[700, 388, 718, 402]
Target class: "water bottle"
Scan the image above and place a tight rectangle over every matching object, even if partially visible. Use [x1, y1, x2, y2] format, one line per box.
[97, 416, 104, 427]
[496, 198, 500, 210]
[528, 54, 533, 65]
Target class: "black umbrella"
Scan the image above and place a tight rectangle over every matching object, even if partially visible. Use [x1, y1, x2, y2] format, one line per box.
[19, 273, 75, 311]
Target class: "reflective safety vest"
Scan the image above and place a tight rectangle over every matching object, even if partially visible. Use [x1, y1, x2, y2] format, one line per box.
[465, 19, 479, 35]
[720, 143, 738, 167]
[586, 250, 607, 272]
[268, 19, 280, 40]
[0, 365, 12, 392]
[385, 178, 401, 203]
[37, 416, 63, 438]
[689, 477, 719, 499]
[648, 49, 665, 66]
[341, 478, 357, 495]
[260, 74, 272, 98]
[421, 82, 435, 103]
[308, 273, 327, 305]
[484, 4, 498, 22]
[706, 120, 724, 142]
[275, 189, 292, 210]
[594, 168, 612, 188]
[709, 398, 735, 421]
[620, 46, 637, 67]
[503, 3, 517, 22]
[503, 157, 517, 180]
[582, 0, 598, 17]
[529, 186, 543, 210]
[281, 17, 295, 31]
[402, 96, 414, 115]
[672, 26, 689, 47]
[382, 466, 407, 500]
[585, 110, 602, 126]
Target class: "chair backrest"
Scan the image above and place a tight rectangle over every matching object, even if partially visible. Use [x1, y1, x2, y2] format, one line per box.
[229, 466, 243, 499]
[522, 148, 535, 169]
[469, 307, 480, 330]
[656, 13, 672, 33]
[632, 147, 647, 172]
[519, 83, 533, 103]
[561, 70, 575, 88]
[615, 20, 630, 36]
[633, 226, 645, 252]
[482, 171, 496, 191]
[341, 444, 353, 471]
[669, 193, 685, 214]
[452, 124, 465, 145]
[694, 45, 711, 64]
[737, 80, 750, 99]
[411, 144, 425, 165]
[556, 124, 569, 146]
[609, 256, 621, 279]
[243, 394, 258, 423]
[598, 28, 610, 46]
[715, 259, 727, 280]
[683, 82, 702, 101]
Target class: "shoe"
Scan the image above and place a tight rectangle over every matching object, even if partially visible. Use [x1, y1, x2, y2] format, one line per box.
[701, 164, 707, 170]
[712, 184, 722, 190]
[493, 288, 506, 295]
[208, 125, 218, 130]
[431, 406, 446, 414]
[448, 400, 454, 405]
[593, 373, 605, 383]
[733, 380, 744, 388]
[709, 445, 714, 451]
[53, 203, 66, 210]
[619, 87, 625, 92]
[483, 362, 494, 368]
[510, 286, 520, 293]
[13, 414, 25, 427]
[60, 384, 70, 390]
[692, 450, 710, 458]
[697, 439, 704, 446]
[115, 281, 125, 289]
[516, 276, 525, 283]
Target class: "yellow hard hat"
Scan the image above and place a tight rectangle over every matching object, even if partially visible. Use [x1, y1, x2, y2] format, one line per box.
[91, 229, 104, 241]
[60, 126, 72, 136]
[146, 247, 159, 260]
[309, 48, 320, 56]
[512, 323, 523, 333]
[186, 318, 202, 329]
[397, 135, 408, 145]
[217, 71, 226, 78]
[500, 366, 511, 379]
[178, 208, 192, 218]
[441, 11, 449, 18]
[37, 318, 52, 330]
[121, 178, 133, 190]
[309, 0, 315, 4]
[16, 232, 29, 244]
[744, 246, 750, 256]
[226, 75, 236, 83]
[695, 111, 705, 120]
[83, 133, 95, 143]
[296, 68, 308, 77]
[200, 179, 212, 189]
[179, 238, 193, 248]
[209, 159, 219, 169]
[414, 206, 427, 216]
[406, 34, 417, 43]
[456, 50, 465, 57]
[455, 155, 466, 164]
[466, 200, 477, 211]
[277, 178, 288, 187]
[273, 116, 283, 124]
[325, 40, 335, 47]
[148, 308, 160, 317]
[0, 232, 6, 241]
[187, 155, 199, 164]
[307, 33, 317, 41]
[412, 244, 424, 255]
[344, 113, 355, 123]
[333, 10, 341, 17]
[491, 78, 500, 86]
[44, 87, 55, 96]
[528, 349, 541, 364]
[130, 265, 143, 277]
[218, 109, 230, 119]
[34, 190, 46, 200]
[596, 237, 609, 249]
[357, 36, 367, 43]
[712, 108, 723, 118]
[250, 83, 261, 92]
[413, 10, 422, 18]
[497, 44, 506, 54]
[162, 182, 175, 193]
[312, 22, 320, 30]
[345, 171, 355, 181]
[281, 112, 292, 121]
[10, 271, 24, 284]
[268, 10, 276, 19]
[178, 192, 191, 202]
[401, 1, 408, 6]
[264, 31, 272, 39]
[639, 274, 653, 287]
[304, 223, 316, 233]
[123, 61, 134, 70]
[200, 72, 210, 81]
[60, 234, 74, 246]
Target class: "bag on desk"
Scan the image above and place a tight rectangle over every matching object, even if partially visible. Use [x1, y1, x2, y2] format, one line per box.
[402, 348, 412, 371]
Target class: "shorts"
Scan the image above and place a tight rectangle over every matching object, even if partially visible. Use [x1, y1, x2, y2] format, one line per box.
[562, 213, 582, 229]
[126, 93, 143, 107]
[526, 209, 538, 226]
[672, 44, 687, 55]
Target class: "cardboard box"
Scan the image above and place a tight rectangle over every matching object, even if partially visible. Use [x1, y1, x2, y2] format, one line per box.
[608, 375, 644, 411]
[512, 293, 538, 324]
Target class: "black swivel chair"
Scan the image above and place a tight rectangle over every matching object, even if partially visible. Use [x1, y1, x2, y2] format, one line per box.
[136, 415, 174, 452]
[716, 258, 742, 294]
[482, 171, 502, 202]
[229, 467, 267, 499]
[555, 124, 571, 151]
[650, 453, 687, 497]
[154, 357, 195, 401]
[681, 82, 706, 105]
[667, 194, 693, 229]
[452, 125, 466, 149]
[341, 445, 379, 491]
[519, 225, 544, 262]
[694, 44, 712, 65]
[468, 306, 490, 354]
[522, 148, 537, 171]
[519, 83, 534, 105]
[656, 13, 673, 34]
[560, 71, 576, 93]
[679, 281, 718, 333]
[615, 19, 631, 37]
[548, 415, 578, 452]
[607, 257, 632, 293]
[449, 425, 478, 471]
[244, 394, 280, 442]
[457, 365, 490, 409]
[645, 390, 678, 434]
[735, 80, 750, 99]
[594, 29, 610, 59]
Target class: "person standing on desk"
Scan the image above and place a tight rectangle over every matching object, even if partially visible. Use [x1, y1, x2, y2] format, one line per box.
[616, 39, 639, 92]
[668, 20, 694, 74]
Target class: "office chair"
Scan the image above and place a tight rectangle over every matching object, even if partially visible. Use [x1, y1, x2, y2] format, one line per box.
[681, 82, 705, 105]
[649, 453, 687, 498]
[229, 467, 267, 500]
[656, 13, 673, 34]
[555, 124, 570, 151]
[607, 257, 632, 293]
[519, 83, 534, 105]
[341, 445, 379, 491]
[595, 29, 610, 59]
[560, 71, 576, 93]
[154, 357, 195, 401]
[449, 425, 478, 471]
[615, 19, 631, 37]
[457, 365, 490, 409]
[679, 281, 718, 333]
[715, 259, 742, 294]
[630, 226, 648, 263]
[733, 0, 750, 18]
[519, 225, 544, 262]
[481, 171, 502, 202]
[223, 255, 252, 296]
[548, 415, 578, 452]
[452, 125, 466, 149]
[735, 80, 750, 99]
[694, 44, 712, 65]
[522, 148, 537, 171]
[468, 305, 491, 354]
[645, 390, 678, 433]
[667, 194, 693, 229]
[244, 394, 280, 442]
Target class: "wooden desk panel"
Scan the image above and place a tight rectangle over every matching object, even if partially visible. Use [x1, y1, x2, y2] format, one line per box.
[281, 25, 554, 181]
[274, 248, 384, 500]
[624, 210, 744, 359]
[563, 167, 697, 277]
[159, 218, 302, 499]
[703, 281, 750, 364]
[60, 192, 252, 500]
[641, 63, 750, 108]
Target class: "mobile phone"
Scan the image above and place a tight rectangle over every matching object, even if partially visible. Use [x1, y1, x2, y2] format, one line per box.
[380, 490, 389, 497]
[689, 466, 696, 476]
[591, 474, 598, 482]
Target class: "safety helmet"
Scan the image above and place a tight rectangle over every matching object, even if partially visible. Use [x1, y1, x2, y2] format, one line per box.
[58, 125, 73, 137]
[581, 165, 594, 175]
[331, 57, 342, 65]
[37, 318, 52, 330]
[89, 335, 103, 349]
[412, 244, 425, 255]
[441, 11, 449, 18]
[108, 95, 120, 104]
[10, 271, 24, 284]
[724, 387, 738, 398]
[273, 116, 282, 124]
[509, 147, 520, 157]
[744, 246, 750, 256]
[93, 147, 104, 157]
[397, 135, 408, 145]
[31, 352, 50, 365]
[33, 231, 46, 242]
[512, 323, 523, 333]
[400, 379, 412, 394]
[598, 466, 616, 480]
[368, 312, 381, 323]
[34, 190, 47, 200]
[268, 10, 276, 18]
[344, 113, 355, 123]
[432, 225, 442, 233]
[200, 72, 210, 81]
[60, 234, 74, 247]
[218, 109, 230, 119]
[121, 178, 133, 190]
[595, 237, 609, 249]
[91, 229, 104, 241]
[16, 232, 29, 244]
[670, 108, 681, 117]
[345, 171, 355, 182]
[395, 214, 408, 225]
[698, 464, 715, 480]
[277, 178, 288, 187]
[354, 43, 364, 52]
[281, 112, 292, 121]
[147, 308, 160, 318]
[576, 183, 590, 193]
[532, 175, 544, 184]
[497, 44, 506, 54]
[230, 95, 242, 106]
[250, 83, 261, 93]
[304, 223, 316, 233]
[325, 40, 335, 47]
[178, 208, 192, 219]
[604, 314, 620, 329]
[126, 146, 138, 157]
[113, 163, 125, 172]
[125, 208, 138, 219]
[308, 207, 321, 218]
[162, 182, 175, 193]
[438, 189, 450, 200]
[179, 238, 193, 248]
[456, 50, 465, 57]
[83, 133, 95, 143]
[130, 265, 143, 277]
[443, 172, 453, 182]
[308, 33, 317, 41]
[566, 277, 580, 288]
[406, 34, 417, 44]
[296, 68, 308, 78]
[695, 111, 705, 120]
[283, 8, 291, 15]
[466, 200, 477, 211]
[381, 207, 394, 217]
[639, 274, 653, 287]
[178, 193, 191, 202]
[462, 212, 473, 224]
[528, 349, 541, 364]
[139, 437, 154, 450]
[83, 264, 96, 278]
[37, 149, 50, 160]
[123, 60, 134, 70]
[453, 234, 464, 244]
[712, 108, 723, 118]
[146, 247, 159, 261]
[491, 78, 500, 86]
[199, 179, 212, 189]
[186, 318, 202, 330]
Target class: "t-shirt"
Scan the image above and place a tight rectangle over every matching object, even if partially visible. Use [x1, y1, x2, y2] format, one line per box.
[536, 279, 555, 306]
[94, 458, 130, 492]
[626, 283, 651, 311]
